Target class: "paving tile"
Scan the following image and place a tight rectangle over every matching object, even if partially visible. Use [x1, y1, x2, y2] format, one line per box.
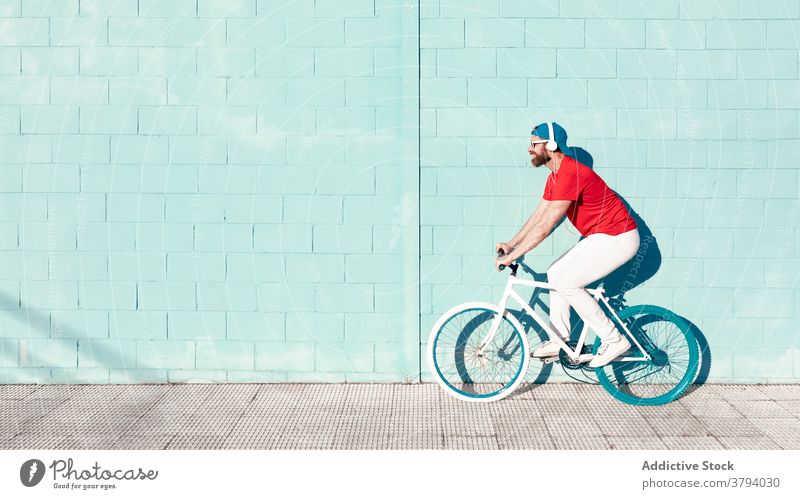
[607, 436, 668, 450]
[660, 436, 724, 449]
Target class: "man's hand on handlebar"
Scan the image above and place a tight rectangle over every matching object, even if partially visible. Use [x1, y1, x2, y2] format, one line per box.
[495, 247, 515, 272]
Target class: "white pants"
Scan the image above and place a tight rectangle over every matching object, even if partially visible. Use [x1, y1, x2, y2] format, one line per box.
[546, 229, 640, 343]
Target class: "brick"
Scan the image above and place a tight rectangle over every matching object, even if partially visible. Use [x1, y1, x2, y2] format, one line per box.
[441, 0, 499, 18]
[741, 1, 800, 19]
[255, 342, 314, 371]
[142, 221, 197, 252]
[78, 339, 136, 369]
[283, 195, 340, 224]
[707, 20, 766, 49]
[21, 106, 79, 134]
[767, 21, 800, 49]
[500, 0, 558, 17]
[199, 0, 256, 17]
[51, 18, 107, 46]
[77, 223, 136, 251]
[107, 193, 165, 222]
[675, 169, 736, 198]
[316, 342, 373, 372]
[18, 223, 75, 250]
[648, 80, 707, 108]
[108, 310, 167, 340]
[255, 48, 313, 77]
[196, 341, 254, 370]
[618, 110, 676, 139]
[139, 0, 196, 17]
[256, 283, 315, 312]
[315, 48, 373, 76]
[138, 282, 196, 311]
[22, 0, 79, 16]
[738, 169, 796, 199]
[346, 18, 403, 47]
[618, 49, 676, 79]
[734, 229, 793, 258]
[52, 135, 109, 163]
[708, 80, 769, 109]
[23, 47, 77, 76]
[438, 48, 496, 77]
[589, 80, 647, 108]
[168, 253, 226, 281]
[20, 281, 78, 309]
[421, 19, 464, 48]
[677, 110, 737, 140]
[437, 108, 496, 137]
[110, 19, 225, 47]
[80, 282, 137, 310]
[168, 311, 226, 340]
[738, 50, 797, 80]
[169, 136, 227, 164]
[109, 77, 167, 105]
[139, 106, 197, 135]
[167, 78, 226, 106]
[226, 253, 286, 282]
[286, 19, 343, 47]
[646, 20, 705, 49]
[137, 340, 194, 370]
[228, 312, 284, 340]
[464, 18, 524, 48]
[705, 199, 764, 228]
[140, 48, 196, 77]
[19, 340, 77, 368]
[558, 49, 616, 78]
[467, 78, 526, 107]
[198, 48, 255, 77]
[286, 312, 343, 342]
[586, 19, 645, 48]
[198, 106, 257, 135]
[312, 225, 371, 253]
[227, 18, 284, 48]
[0, 48, 20, 75]
[51, 310, 108, 339]
[80, 47, 138, 76]
[81, 0, 138, 17]
[345, 77, 399, 107]
[198, 283, 258, 311]
[198, 223, 254, 252]
[0, 19, 49, 46]
[53, 78, 109, 105]
[421, 78, 467, 108]
[677, 50, 738, 79]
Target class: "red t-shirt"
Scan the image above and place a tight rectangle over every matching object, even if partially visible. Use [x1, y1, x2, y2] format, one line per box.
[542, 156, 637, 237]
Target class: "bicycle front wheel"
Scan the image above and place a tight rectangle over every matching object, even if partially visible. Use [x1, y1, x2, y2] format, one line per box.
[594, 304, 698, 406]
[427, 302, 530, 402]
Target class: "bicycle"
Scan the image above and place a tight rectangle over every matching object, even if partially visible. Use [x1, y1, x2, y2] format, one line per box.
[427, 251, 699, 405]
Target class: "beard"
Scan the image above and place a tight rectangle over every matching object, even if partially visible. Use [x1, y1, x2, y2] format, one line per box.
[530, 151, 549, 167]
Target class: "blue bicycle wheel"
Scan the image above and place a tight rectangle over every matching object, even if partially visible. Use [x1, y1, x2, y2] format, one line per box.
[593, 304, 698, 406]
[428, 305, 529, 402]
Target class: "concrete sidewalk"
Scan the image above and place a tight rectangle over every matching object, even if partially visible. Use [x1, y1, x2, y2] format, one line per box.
[1, 384, 799, 450]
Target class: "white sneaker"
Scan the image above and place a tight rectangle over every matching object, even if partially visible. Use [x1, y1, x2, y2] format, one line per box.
[589, 336, 631, 368]
[532, 339, 565, 358]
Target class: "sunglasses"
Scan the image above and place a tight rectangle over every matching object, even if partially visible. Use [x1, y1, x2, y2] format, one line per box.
[529, 139, 548, 146]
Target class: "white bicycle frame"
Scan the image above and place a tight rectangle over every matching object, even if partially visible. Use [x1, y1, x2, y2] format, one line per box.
[479, 271, 652, 364]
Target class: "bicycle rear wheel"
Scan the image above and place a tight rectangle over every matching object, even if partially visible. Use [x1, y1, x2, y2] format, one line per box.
[593, 304, 698, 406]
[428, 302, 529, 402]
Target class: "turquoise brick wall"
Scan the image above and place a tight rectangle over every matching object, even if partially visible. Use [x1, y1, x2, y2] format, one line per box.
[0, 0, 798, 384]
[0, 0, 419, 383]
[418, 0, 800, 384]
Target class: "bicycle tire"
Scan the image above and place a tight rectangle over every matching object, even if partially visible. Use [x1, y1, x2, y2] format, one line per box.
[593, 304, 699, 406]
[427, 302, 530, 402]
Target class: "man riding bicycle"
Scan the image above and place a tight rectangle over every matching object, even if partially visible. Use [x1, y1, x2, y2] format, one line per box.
[494, 122, 640, 368]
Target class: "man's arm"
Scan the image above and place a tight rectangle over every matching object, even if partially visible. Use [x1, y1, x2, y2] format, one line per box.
[502, 200, 571, 263]
[508, 198, 548, 248]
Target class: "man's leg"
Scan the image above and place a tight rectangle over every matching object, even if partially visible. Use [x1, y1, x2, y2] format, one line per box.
[548, 230, 640, 343]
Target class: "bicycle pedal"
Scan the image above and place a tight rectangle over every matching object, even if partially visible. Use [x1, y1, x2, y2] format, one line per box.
[539, 356, 560, 364]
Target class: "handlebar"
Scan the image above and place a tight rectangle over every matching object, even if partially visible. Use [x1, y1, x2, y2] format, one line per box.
[496, 248, 519, 275]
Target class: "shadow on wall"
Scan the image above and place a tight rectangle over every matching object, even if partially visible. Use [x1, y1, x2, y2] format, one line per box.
[0, 291, 138, 382]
